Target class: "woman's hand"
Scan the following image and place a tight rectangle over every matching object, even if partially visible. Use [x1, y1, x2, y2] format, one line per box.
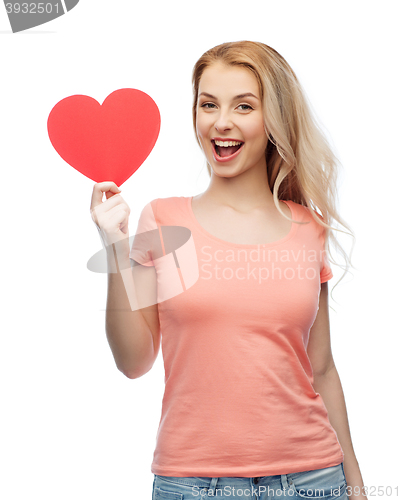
[90, 182, 131, 253]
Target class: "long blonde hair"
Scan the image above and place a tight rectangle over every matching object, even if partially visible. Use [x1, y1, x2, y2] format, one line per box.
[192, 40, 355, 302]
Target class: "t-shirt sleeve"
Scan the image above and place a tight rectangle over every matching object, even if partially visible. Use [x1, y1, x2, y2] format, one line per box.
[129, 199, 158, 267]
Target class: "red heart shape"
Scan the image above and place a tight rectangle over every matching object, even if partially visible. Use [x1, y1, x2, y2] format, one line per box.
[47, 88, 161, 187]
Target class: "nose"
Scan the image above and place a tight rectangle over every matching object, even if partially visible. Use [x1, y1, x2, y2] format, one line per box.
[214, 109, 233, 133]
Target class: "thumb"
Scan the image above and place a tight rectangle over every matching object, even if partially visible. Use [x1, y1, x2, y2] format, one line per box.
[105, 186, 122, 200]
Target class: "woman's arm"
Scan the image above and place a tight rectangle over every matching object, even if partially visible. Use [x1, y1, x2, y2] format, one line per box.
[307, 282, 366, 499]
[105, 244, 161, 379]
[313, 366, 365, 499]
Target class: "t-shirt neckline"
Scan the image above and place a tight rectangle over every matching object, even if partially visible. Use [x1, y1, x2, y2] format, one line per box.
[186, 196, 299, 248]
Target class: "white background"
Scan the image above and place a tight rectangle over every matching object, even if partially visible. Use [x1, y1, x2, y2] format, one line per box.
[1, 1, 400, 499]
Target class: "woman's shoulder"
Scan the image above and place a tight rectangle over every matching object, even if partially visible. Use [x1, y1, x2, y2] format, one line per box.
[156, 195, 189, 203]
[284, 199, 319, 217]
[142, 196, 189, 222]
[142, 195, 188, 208]
[284, 200, 325, 231]
[283, 199, 310, 221]
[152, 196, 189, 209]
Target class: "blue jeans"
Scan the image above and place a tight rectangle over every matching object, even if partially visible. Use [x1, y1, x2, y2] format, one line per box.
[152, 462, 348, 499]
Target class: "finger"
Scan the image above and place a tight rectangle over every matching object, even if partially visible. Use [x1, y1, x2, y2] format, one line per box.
[96, 203, 129, 230]
[91, 195, 129, 228]
[99, 194, 131, 216]
[106, 203, 130, 219]
[105, 207, 130, 234]
[90, 182, 121, 211]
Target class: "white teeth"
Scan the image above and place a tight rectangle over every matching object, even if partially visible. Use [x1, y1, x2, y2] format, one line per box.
[214, 140, 243, 147]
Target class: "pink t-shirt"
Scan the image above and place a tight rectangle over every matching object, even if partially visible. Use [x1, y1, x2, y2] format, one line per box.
[129, 196, 344, 477]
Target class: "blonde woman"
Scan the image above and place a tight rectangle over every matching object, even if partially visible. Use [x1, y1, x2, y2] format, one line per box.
[90, 41, 365, 499]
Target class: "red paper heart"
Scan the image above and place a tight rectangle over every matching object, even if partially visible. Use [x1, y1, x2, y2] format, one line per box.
[47, 88, 161, 187]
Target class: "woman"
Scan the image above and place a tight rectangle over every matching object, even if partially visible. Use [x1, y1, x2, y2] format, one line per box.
[90, 41, 366, 499]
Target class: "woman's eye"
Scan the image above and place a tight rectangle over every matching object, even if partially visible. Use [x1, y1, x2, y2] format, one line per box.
[199, 103, 253, 111]
[238, 104, 253, 111]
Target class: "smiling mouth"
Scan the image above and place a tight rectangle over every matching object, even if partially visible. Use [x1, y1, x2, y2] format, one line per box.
[212, 139, 244, 158]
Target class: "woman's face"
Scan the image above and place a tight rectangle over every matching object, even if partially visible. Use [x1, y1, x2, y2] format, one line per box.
[196, 62, 268, 177]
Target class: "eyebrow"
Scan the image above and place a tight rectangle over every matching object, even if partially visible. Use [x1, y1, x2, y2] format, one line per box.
[198, 92, 259, 101]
